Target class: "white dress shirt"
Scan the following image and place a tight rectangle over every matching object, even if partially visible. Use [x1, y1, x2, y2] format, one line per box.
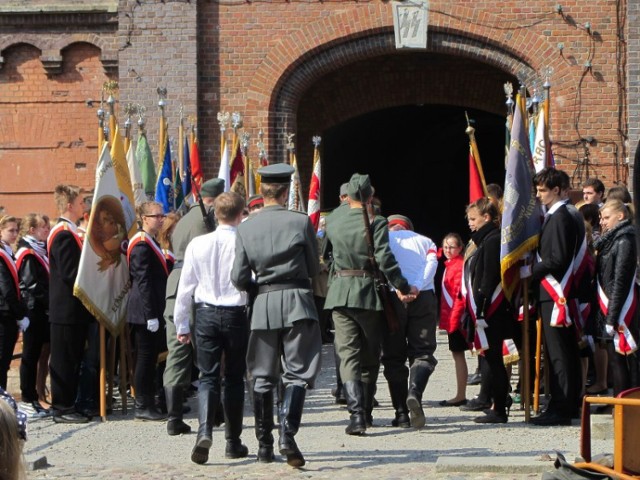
[173, 224, 247, 335]
[388, 230, 438, 292]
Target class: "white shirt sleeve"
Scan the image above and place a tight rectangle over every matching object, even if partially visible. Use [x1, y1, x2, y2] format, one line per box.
[422, 238, 438, 290]
[173, 242, 198, 335]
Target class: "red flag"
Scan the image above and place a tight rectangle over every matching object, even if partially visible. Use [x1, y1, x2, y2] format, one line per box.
[307, 146, 321, 230]
[469, 146, 485, 203]
[190, 134, 203, 189]
[230, 139, 244, 187]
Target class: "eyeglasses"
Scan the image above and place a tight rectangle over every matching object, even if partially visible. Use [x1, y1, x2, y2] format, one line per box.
[144, 214, 166, 219]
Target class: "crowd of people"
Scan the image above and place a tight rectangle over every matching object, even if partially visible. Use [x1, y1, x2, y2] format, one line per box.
[0, 165, 638, 471]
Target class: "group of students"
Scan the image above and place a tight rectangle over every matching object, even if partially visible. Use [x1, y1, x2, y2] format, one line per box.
[438, 168, 639, 426]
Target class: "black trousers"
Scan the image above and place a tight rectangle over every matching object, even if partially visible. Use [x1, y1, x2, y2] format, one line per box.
[539, 301, 582, 416]
[0, 314, 19, 390]
[19, 309, 49, 402]
[480, 314, 509, 414]
[50, 321, 89, 412]
[381, 290, 438, 383]
[132, 323, 162, 400]
[194, 304, 249, 396]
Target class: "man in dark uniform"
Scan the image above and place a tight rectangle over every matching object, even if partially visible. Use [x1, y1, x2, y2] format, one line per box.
[163, 178, 224, 435]
[323, 173, 418, 435]
[231, 163, 322, 468]
[48, 184, 94, 424]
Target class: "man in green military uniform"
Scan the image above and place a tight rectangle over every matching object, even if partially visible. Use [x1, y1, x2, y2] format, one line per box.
[323, 173, 418, 435]
[231, 163, 322, 468]
[163, 178, 224, 436]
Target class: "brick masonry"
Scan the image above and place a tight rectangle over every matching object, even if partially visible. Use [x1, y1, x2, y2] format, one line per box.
[0, 0, 633, 217]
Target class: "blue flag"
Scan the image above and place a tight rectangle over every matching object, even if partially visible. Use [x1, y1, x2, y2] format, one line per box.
[500, 94, 542, 301]
[182, 135, 192, 198]
[155, 136, 174, 213]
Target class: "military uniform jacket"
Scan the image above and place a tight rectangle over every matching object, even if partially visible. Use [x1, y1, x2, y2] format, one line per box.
[127, 234, 168, 325]
[231, 205, 320, 330]
[322, 207, 410, 311]
[165, 204, 212, 303]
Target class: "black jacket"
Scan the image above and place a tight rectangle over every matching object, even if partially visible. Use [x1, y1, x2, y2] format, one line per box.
[466, 222, 503, 318]
[593, 220, 637, 328]
[0, 249, 25, 319]
[17, 238, 49, 313]
[127, 236, 168, 325]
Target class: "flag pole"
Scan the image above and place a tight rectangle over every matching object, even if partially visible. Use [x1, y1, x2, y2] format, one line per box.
[465, 112, 488, 196]
[97, 92, 106, 160]
[543, 68, 553, 168]
[241, 132, 251, 201]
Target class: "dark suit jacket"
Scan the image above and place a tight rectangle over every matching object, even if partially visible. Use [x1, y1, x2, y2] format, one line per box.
[48, 221, 90, 325]
[127, 236, 168, 325]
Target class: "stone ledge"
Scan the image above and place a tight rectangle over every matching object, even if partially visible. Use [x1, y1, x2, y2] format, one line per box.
[435, 456, 555, 475]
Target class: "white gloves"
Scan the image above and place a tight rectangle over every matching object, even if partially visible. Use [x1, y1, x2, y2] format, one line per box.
[605, 324, 616, 337]
[519, 264, 532, 279]
[147, 318, 160, 333]
[17, 317, 30, 332]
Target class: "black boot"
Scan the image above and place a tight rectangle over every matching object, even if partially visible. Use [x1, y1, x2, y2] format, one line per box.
[224, 381, 249, 459]
[191, 389, 218, 464]
[406, 362, 433, 429]
[343, 381, 366, 435]
[388, 381, 410, 428]
[165, 386, 191, 436]
[278, 385, 306, 467]
[254, 391, 275, 463]
[135, 395, 166, 422]
[363, 381, 376, 427]
[332, 349, 347, 405]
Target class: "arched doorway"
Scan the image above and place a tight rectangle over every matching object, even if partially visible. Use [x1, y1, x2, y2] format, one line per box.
[321, 104, 506, 243]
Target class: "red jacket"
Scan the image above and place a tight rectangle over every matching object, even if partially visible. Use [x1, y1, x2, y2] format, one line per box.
[439, 254, 466, 333]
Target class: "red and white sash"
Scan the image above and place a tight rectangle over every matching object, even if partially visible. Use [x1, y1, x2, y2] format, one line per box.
[127, 231, 168, 276]
[0, 248, 20, 300]
[462, 278, 504, 353]
[539, 254, 573, 327]
[502, 338, 519, 365]
[597, 277, 638, 355]
[16, 247, 50, 274]
[47, 221, 83, 257]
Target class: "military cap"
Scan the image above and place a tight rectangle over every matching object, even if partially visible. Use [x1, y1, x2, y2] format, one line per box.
[346, 173, 373, 201]
[247, 194, 264, 209]
[387, 214, 414, 231]
[201, 178, 225, 198]
[339, 183, 349, 197]
[258, 163, 294, 184]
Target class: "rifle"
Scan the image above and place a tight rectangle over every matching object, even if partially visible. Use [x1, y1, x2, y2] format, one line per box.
[359, 189, 400, 333]
[190, 174, 215, 233]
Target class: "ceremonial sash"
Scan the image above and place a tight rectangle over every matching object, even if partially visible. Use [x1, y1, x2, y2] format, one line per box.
[502, 338, 519, 365]
[597, 277, 638, 355]
[538, 254, 573, 327]
[463, 278, 503, 353]
[127, 232, 168, 276]
[0, 248, 20, 300]
[47, 221, 83, 257]
[16, 247, 50, 274]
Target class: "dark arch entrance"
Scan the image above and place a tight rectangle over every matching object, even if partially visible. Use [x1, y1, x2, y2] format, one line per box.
[322, 104, 506, 244]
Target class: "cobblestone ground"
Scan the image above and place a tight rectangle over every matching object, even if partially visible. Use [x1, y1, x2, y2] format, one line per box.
[8, 333, 609, 479]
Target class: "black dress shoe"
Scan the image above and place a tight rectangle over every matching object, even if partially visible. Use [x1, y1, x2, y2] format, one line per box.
[530, 411, 572, 426]
[52, 411, 90, 424]
[439, 399, 468, 407]
[225, 440, 249, 459]
[467, 373, 482, 386]
[391, 412, 411, 428]
[474, 411, 507, 424]
[459, 397, 491, 412]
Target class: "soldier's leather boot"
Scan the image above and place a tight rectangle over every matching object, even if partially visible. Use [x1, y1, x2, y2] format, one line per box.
[135, 394, 166, 422]
[254, 391, 275, 463]
[406, 362, 433, 429]
[363, 381, 377, 427]
[388, 381, 410, 428]
[165, 386, 191, 436]
[278, 385, 306, 467]
[191, 389, 218, 464]
[343, 381, 366, 435]
[223, 381, 249, 459]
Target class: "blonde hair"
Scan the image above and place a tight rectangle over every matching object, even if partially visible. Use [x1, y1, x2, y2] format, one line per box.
[157, 212, 181, 250]
[601, 199, 634, 222]
[0, 399, 26, 480]
[54, 185, 81, 214]
[466, 197, 501, 227]
[136, 201, 163, 226]
[18, 213, 45, 239]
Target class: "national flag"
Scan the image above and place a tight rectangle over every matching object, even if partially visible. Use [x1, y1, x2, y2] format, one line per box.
[288, 153, 305, 212]
[74, 143, 133, 335]
[218, 137, 231, 193]
[307, 144, 321, 230]
[127, 141, 146, 206]
[189, 132, 203, 190]
[468, 137, 487, 203]
[500, 93, 542, 301]
[155, 135, 175, 213]
[136, 132, 156, 200]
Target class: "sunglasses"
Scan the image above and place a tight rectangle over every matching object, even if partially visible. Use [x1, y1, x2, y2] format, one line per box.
[144, 214, 166, 219]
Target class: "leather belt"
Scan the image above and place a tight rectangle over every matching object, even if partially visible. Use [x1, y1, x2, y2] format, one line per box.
[195, 303, 246, 312]
[257, 279, 311, 294]
[334, 269, 374, 278]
